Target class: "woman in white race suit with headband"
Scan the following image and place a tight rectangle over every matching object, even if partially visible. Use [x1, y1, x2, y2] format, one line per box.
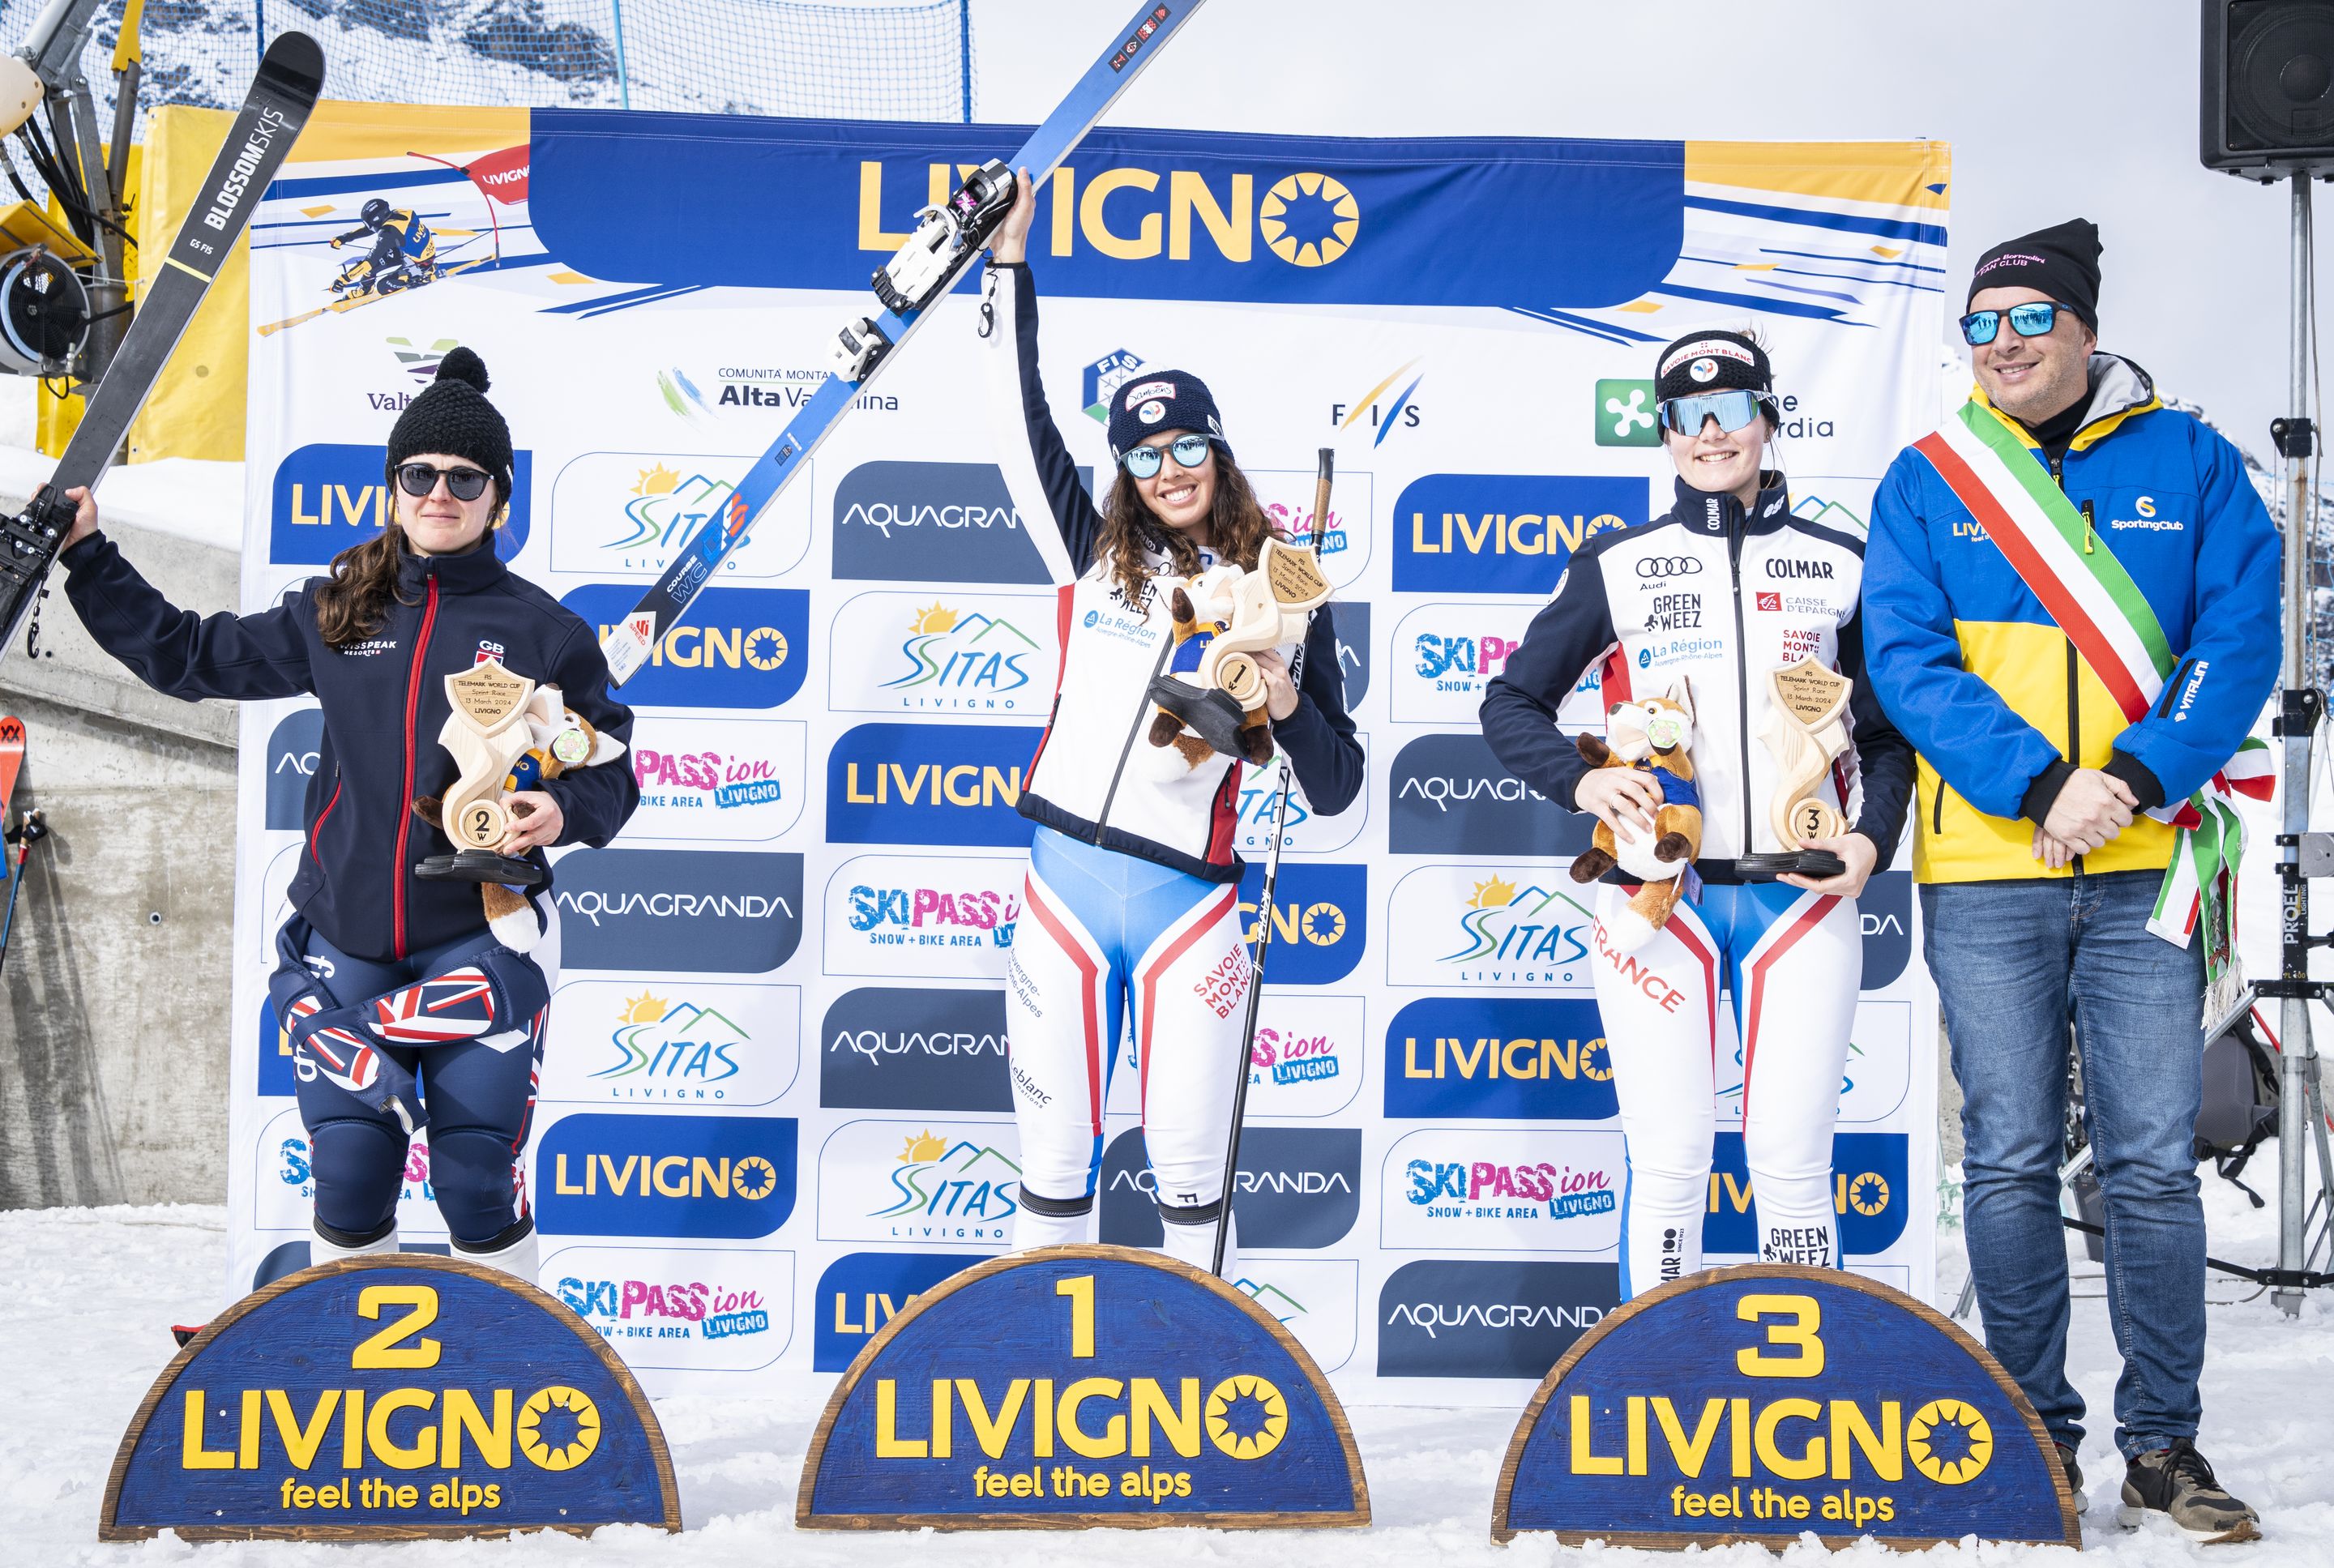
[1481, 329, 1913, 1297]
[977, 173, 1364, 1272]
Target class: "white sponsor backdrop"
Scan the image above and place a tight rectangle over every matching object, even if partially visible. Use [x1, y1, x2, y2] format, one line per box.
[227, 112, 1943, 1404]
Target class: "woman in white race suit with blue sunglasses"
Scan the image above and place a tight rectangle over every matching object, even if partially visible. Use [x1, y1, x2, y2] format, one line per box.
[977, 172, 1364, 1273]
[1481, 329, 1913, 1297]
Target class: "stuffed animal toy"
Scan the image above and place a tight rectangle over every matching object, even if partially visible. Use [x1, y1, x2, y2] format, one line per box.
[416, 681, 626, 953]
[1145, 537, 1332, 768]
[1566, 681, 1703, 951]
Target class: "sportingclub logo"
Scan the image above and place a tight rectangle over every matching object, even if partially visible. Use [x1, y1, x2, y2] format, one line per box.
[620, 716, 806, 842]
[815, 1119, 1024, 1245]
[1387, 732, 1592, 857]
[1384, 866, 1597, 990]
[1239, 861, 1366, 986]
[536, 1112, 799, 1240]
[270, 443, 532, 565]
[1379, 1128, 1628, 1253]
[561, 584, 808, 710]
[819, 987, 1012, 1113]
[549, 1243, 795, 1373]
[263, 706, 324, 830]
[539, 979, 801, 1108]
[1382, 997, 1615, 1121]
[1376, 1259, 1619, 1379]
[552, 848, 803, 974]
[827, 590, 1058, 715]
[823, 854, 1021, 981]
[547, 451, 810, 579]
[1388, 600, 1539, 723]
[825, 723, 1042, 848]
[831, 460, 1060, 584]
[1391, 473, 1642, 594]
[1101, 1126, 1361, 1250]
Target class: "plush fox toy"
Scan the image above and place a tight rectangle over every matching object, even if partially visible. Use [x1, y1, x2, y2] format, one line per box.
[417, 681, 626, 954]
[1567, 682, 1703, 951]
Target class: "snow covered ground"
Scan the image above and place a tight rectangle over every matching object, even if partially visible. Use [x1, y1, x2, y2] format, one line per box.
[2, 1177, 2329, 1563]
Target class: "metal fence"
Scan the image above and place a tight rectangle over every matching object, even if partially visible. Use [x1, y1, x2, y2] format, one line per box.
[0, 0, 976, 135]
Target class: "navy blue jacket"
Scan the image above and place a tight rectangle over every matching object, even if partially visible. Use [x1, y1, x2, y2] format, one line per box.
[62, 532, 638, 962]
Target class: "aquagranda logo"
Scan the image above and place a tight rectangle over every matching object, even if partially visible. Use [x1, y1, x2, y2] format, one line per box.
[536, 1112, 798, 1240]
[1101, 1126, 1361, 1250]
[831, 461, 1054, 585]
[1387, 733, 1593, 857]
[264, 707, 324, 831]
[1375, 1260, 1619, 1379]
[553, 848, 804, 974]
[819, 987, 1012, 1113]
[559, 584, 808, 709]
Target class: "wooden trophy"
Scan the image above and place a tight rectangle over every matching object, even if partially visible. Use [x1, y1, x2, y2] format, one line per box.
[1743, 656, 1852, 880]
[416, 657, 544, 887]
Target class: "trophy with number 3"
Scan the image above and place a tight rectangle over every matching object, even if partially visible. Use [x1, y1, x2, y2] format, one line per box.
[1742, 655, 1853, 880]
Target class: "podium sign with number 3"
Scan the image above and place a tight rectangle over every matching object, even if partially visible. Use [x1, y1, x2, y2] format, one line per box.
[1492, 1264, 2076, 1549]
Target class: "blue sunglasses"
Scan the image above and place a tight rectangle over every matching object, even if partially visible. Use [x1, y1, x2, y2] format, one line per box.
[1121, 433, 1214, 478]
[1960, 301, 2061, 346]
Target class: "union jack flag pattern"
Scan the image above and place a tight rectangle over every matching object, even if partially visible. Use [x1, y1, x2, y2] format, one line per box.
[369, 967, 498, 1045]
[288, 993, 381, 1095]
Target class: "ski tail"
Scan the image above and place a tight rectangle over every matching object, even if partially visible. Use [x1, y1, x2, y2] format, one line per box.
[0, 32, 325, 667]
[598, 0, 1208, 686]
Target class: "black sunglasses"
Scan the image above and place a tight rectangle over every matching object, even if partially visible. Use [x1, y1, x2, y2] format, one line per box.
[1121, 433, 1213, 479]
[1959, 301, 2060, 346]
[395, 462, 494, 502]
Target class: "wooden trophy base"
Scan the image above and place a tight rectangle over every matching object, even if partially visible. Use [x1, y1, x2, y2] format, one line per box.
[415, 849, 543, 887]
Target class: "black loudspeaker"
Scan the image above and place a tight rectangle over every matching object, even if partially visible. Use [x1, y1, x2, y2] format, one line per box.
[2204, 1, 2334, 178]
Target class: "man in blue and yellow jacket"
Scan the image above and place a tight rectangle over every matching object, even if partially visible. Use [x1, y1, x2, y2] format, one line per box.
[1864, 219, 2278, 1543]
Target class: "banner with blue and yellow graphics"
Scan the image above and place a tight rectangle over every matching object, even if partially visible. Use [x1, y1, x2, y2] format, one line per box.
[229, 104, 1947, 1405]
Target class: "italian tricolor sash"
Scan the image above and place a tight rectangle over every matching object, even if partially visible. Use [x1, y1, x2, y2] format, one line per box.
[1913, 399, 2272, 993]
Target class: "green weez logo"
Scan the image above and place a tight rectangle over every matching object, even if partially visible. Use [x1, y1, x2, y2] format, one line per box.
[1595, 378, 1659, 447]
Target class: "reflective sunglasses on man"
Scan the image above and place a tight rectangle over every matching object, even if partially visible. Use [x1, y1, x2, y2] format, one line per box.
[395, 462, 494, 502]
[1959, 301, 2061, 346]
[1658, 389, 1775, 437]
[1120, 433, 1213, 479]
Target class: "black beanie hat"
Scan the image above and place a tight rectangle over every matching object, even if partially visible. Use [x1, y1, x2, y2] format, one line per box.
[1967, 218, 2101, 331]
[384, 345, 514, 497]
[1104, 367, 1232, 462]
[1654, 329, 1773, 402]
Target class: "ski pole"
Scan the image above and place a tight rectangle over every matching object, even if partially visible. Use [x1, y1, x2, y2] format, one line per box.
[1212, 759, 1293, 1280]
[0, 809, 49, 978]
[1209, 445, 1334, 1279]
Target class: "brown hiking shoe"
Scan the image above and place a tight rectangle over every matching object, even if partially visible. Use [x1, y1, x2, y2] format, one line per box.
[2119, 1440, 2260, 1544]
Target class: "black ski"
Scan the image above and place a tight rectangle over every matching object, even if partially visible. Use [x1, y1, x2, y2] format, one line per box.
[0, 32, 325, 664]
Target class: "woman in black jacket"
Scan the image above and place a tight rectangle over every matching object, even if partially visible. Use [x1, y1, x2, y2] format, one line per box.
[58, 348, 637, 1280]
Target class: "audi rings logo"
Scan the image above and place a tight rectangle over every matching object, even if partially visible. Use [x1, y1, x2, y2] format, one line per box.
[1635, 555, 1704, 578]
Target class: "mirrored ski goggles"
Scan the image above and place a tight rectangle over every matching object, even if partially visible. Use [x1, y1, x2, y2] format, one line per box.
[1120, 433, 1214, 479]
[395, 463, 494, 502]
[1959, 301, 2061, 345]
[1658, 390, 1776, 436]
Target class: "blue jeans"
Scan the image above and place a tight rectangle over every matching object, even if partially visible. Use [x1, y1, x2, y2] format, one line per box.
[1923, 870, 2206, 1460]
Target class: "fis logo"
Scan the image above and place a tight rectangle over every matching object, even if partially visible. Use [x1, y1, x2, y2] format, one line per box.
[271, 443, 532, 565]
[825, 723, 1043, 848]
[1084, 348, 1149, 422]
[1332, 359, 1421, 448]
[1392, 473, 1642, 594]
[537, 1113, 799, 1239]
[562, 584, 808, 709]
[1383, 996, 1617, 1121]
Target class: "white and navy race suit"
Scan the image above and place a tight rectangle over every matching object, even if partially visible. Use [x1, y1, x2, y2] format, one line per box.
[1481, 476, 1913, 1297]
[982, 261, 1363, 1270]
